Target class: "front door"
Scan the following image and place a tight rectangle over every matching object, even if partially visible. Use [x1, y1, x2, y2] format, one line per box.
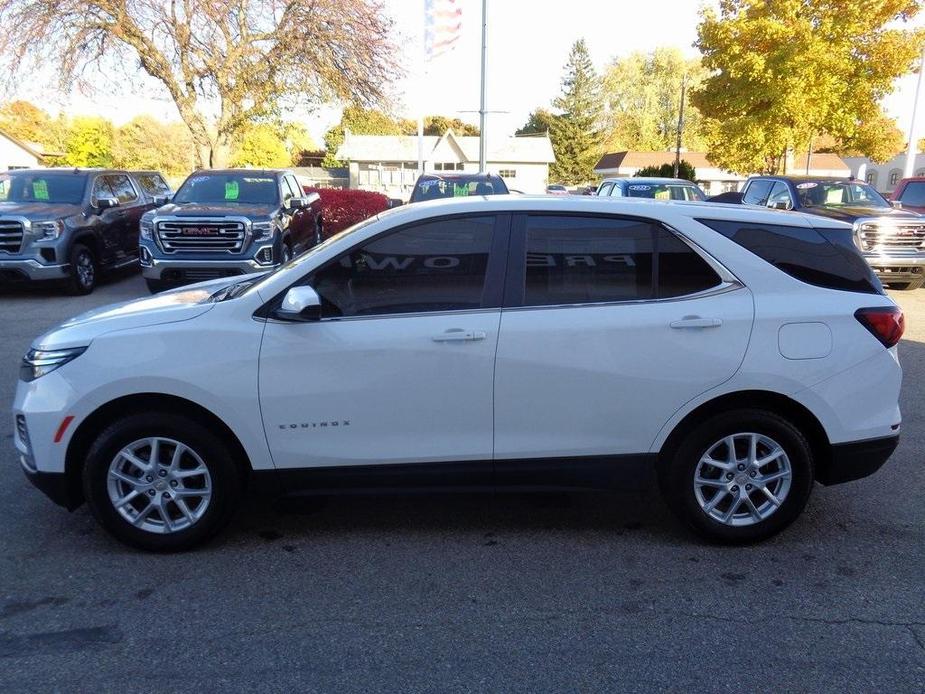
[259, 213, 508, 474]
[493, 213, 754, 463]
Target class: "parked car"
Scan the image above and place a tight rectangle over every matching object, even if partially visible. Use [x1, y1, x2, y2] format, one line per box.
[0, 168, 162, 294]
[139, 169, 323, 293]
[409, 173, 509, 203]
[546, 184, 569, 195]
[596, 177, 707, 201]
[14, 196, 902, 550]
[737, 175, 925, 289]
[890, 177, 925, 214]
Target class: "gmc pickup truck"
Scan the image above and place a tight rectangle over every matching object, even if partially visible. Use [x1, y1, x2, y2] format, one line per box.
[0, 168, 168, 294]
[139, 169, 322, 293]
[738, 175, 925, 289]
[891, 177, 925, 214]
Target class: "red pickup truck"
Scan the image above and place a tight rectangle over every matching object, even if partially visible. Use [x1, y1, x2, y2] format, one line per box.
[891, 177, 925, 214]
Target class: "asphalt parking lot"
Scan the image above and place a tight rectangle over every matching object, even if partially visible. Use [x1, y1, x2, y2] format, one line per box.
[0, 271, 922, 692]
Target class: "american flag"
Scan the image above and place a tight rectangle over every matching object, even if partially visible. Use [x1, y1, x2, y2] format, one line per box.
[424, 0, 463, 60]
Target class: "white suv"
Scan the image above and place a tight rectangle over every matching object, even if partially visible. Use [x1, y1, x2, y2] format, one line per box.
[13, 197, 903, 550]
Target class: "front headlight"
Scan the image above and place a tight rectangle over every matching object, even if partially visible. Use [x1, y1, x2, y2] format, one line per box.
[140, 217, 154, 241]
[20, 347, 87, 382]
[33, 220, 63, 240]
[251, 220, 274, 240]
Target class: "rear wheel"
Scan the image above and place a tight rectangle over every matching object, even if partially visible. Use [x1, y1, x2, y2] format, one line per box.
[659, 410, 814, 544]
[66, 243, 96, 295]
[82, 413, 243, 551]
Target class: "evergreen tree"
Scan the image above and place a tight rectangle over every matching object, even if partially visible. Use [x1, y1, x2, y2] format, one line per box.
[549, 39, 603, 184]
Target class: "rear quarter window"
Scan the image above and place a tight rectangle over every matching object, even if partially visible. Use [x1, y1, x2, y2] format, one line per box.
[697, 218, 882, 295]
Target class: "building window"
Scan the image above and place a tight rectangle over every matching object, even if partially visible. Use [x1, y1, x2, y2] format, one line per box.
[866, 171, 876, 185]
[499, 169, 517, 178]
[889, 170, 900, 186]
[433, 162, 465, 171]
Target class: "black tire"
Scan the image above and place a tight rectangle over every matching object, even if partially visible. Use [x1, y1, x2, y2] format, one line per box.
[82, 412, 244, 552]
[314, 219, 323, 247]
[888, 277, 924, 290]
[66, 243, 97, 295]
[658, 409, 814, 544]
[281, 240, 293, 264]
[145, 279, 170, 294]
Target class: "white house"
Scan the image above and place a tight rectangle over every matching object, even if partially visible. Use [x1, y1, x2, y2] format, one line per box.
[335, 129, 556, 199]
[594, 150, 850, 196]
[843, 153, 925, 195]
[0, 129, 43, 170]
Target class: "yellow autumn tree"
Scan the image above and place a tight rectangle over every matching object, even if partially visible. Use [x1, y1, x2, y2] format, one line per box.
[693, 0, 924, 174]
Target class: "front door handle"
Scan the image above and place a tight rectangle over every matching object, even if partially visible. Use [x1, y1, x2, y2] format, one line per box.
[432, 329, 487, 343]
[670, 317, 723, 329]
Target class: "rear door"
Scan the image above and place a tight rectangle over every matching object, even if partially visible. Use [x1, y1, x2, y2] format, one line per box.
[104, 173, 145, 256]
[493, 213, 754, 463]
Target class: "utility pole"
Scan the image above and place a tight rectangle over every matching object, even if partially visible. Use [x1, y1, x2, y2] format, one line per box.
[806, 135, 813, 175]
[673, 75, 686, 178]
[478, 0, 488, 172]
[903, 43, 925, 179]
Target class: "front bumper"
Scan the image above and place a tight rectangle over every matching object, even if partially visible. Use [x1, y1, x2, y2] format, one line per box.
[816, 433, 899, 486]
[864, 253, 925, 282]
[141, 255, 274, 283]
[0, 258, 70, 282]
[21, 465, 77, 509]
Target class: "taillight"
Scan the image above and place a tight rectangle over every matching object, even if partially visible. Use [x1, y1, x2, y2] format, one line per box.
[855, 306, 904, 347]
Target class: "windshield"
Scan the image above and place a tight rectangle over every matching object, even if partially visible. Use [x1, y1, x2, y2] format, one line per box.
[410, 175, 508, 203]
[796, 180, 889, 208]
[173, 173, 279, 205]
[624, 182, 705, 201]
[897, 181, 925, 207]
[0, 172, 87, 204]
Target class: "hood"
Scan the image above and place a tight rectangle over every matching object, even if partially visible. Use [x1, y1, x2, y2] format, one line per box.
[802, 205, 920, 223]
[0, 201, 83, 221]
[32, 281, 233, 351]
[155, 202, 275, 219]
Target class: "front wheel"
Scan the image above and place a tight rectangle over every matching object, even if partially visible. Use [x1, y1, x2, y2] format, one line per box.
[66, 243, 97, 295]
[82, 413, 243, 551]
[659, 410, 814, 544]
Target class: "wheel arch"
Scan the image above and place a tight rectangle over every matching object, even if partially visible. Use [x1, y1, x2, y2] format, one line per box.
[657, 390, 831, 478]
[71, 232, 101, 262]
[64, 393, 254, 508]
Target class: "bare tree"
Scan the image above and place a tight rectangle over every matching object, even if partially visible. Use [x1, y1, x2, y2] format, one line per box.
[0, 0, 397, 167]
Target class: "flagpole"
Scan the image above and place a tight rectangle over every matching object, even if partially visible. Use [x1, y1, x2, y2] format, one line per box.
[478, 0, 488, 172]
[903, 43, 925, 180]
[418, 0, 427, 176]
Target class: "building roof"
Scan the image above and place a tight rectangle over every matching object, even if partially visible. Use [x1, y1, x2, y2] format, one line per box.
[336, 130, 555, 164]
[594, 150, 849, 175]
[0, 129, 44, 160]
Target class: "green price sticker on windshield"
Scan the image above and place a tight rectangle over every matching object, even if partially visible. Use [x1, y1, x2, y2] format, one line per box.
[224, 180, 239, 200]
[453, 183, 468, 197]
[33, 180, 49, 201]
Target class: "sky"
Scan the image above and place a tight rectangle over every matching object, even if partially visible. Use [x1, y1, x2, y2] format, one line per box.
[10, 0, 925, 149]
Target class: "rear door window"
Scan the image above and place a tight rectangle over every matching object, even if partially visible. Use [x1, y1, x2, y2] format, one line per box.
[597, 182, 613, 196]
[742, 179, 774, 206]
[135, 173, 171, 196]
[697, 218, 882, 294]
[105, 174, 138, 204]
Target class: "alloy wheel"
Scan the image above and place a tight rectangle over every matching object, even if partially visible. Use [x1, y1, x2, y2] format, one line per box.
[693, 432, 792, 527]
[106, 437, 212, 534]
[76, 251, 95, 288]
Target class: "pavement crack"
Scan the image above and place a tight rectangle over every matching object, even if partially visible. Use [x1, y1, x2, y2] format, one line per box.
[909, 625, 925, 651]
[688, 612, 925, 631]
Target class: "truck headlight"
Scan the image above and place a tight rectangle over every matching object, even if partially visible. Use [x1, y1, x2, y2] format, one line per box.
[20, 347, 87, 382]
[33, 220, 63, 240]
[140, 217, 154, 240]
[252, 221, 274, 240]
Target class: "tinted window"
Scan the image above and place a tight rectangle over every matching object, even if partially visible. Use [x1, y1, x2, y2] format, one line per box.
[657, 228, 722, 297]
[310, 216, 496, 317]
[897, 181, 925, 207]
[796, 180, 888, 208]
[766, 181, 793, 209]
[625, 182, 704, 201]
[135, 173, 170, 196]
[105, 174, 138, 203]
[697, 218, 882, 294]
[523, 216, 655, 304]
[598, 182, 613, 196]
[0, 172, 87, 204]
[410, 176, 508, 202]
[285, 176, 302, 200]
[742, 179, 774, 206]
[91, 177, 115, 203]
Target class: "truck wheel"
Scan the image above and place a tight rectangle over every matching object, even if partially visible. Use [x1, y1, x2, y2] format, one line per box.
[658, 409, 814, 544]
[82, 412, 244, 552]
[146, 279, 170, 294]
[281, 241, 292, 263]
[889, 277, 924, 290]
[66, 243, 97, 295]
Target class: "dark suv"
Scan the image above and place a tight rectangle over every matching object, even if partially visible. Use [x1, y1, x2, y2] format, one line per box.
[738, 175, 925, 289]
[139, 169, 323, 293]
[0, 168, 166, 294]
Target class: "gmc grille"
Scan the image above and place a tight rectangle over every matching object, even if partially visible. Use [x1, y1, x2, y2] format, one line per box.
[0, 219, 24, 253]
[156, 220, 246, 253]
[857, 221, 925, 253]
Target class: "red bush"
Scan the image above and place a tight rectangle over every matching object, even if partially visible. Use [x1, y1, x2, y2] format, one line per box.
[303, 187, 390, 237]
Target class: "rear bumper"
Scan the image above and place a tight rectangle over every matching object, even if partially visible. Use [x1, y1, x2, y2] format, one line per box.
[0, 258, 70, 282]
[816, 434, 899, 486]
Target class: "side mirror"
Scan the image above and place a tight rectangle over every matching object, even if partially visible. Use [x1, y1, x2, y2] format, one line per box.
[97, 196, 119, 211]
[770, 199, 792, 211]
[387, 198, 404, 209]
[891, 200, 903, 209]
[274, 285, 321, 322]
[153, 194, 172, 206]
[286, 197, 306, 211]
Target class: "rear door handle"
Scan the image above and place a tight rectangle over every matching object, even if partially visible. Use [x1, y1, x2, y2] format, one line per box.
[432, 329, 487, 342]
[670, 317, 723, 329]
